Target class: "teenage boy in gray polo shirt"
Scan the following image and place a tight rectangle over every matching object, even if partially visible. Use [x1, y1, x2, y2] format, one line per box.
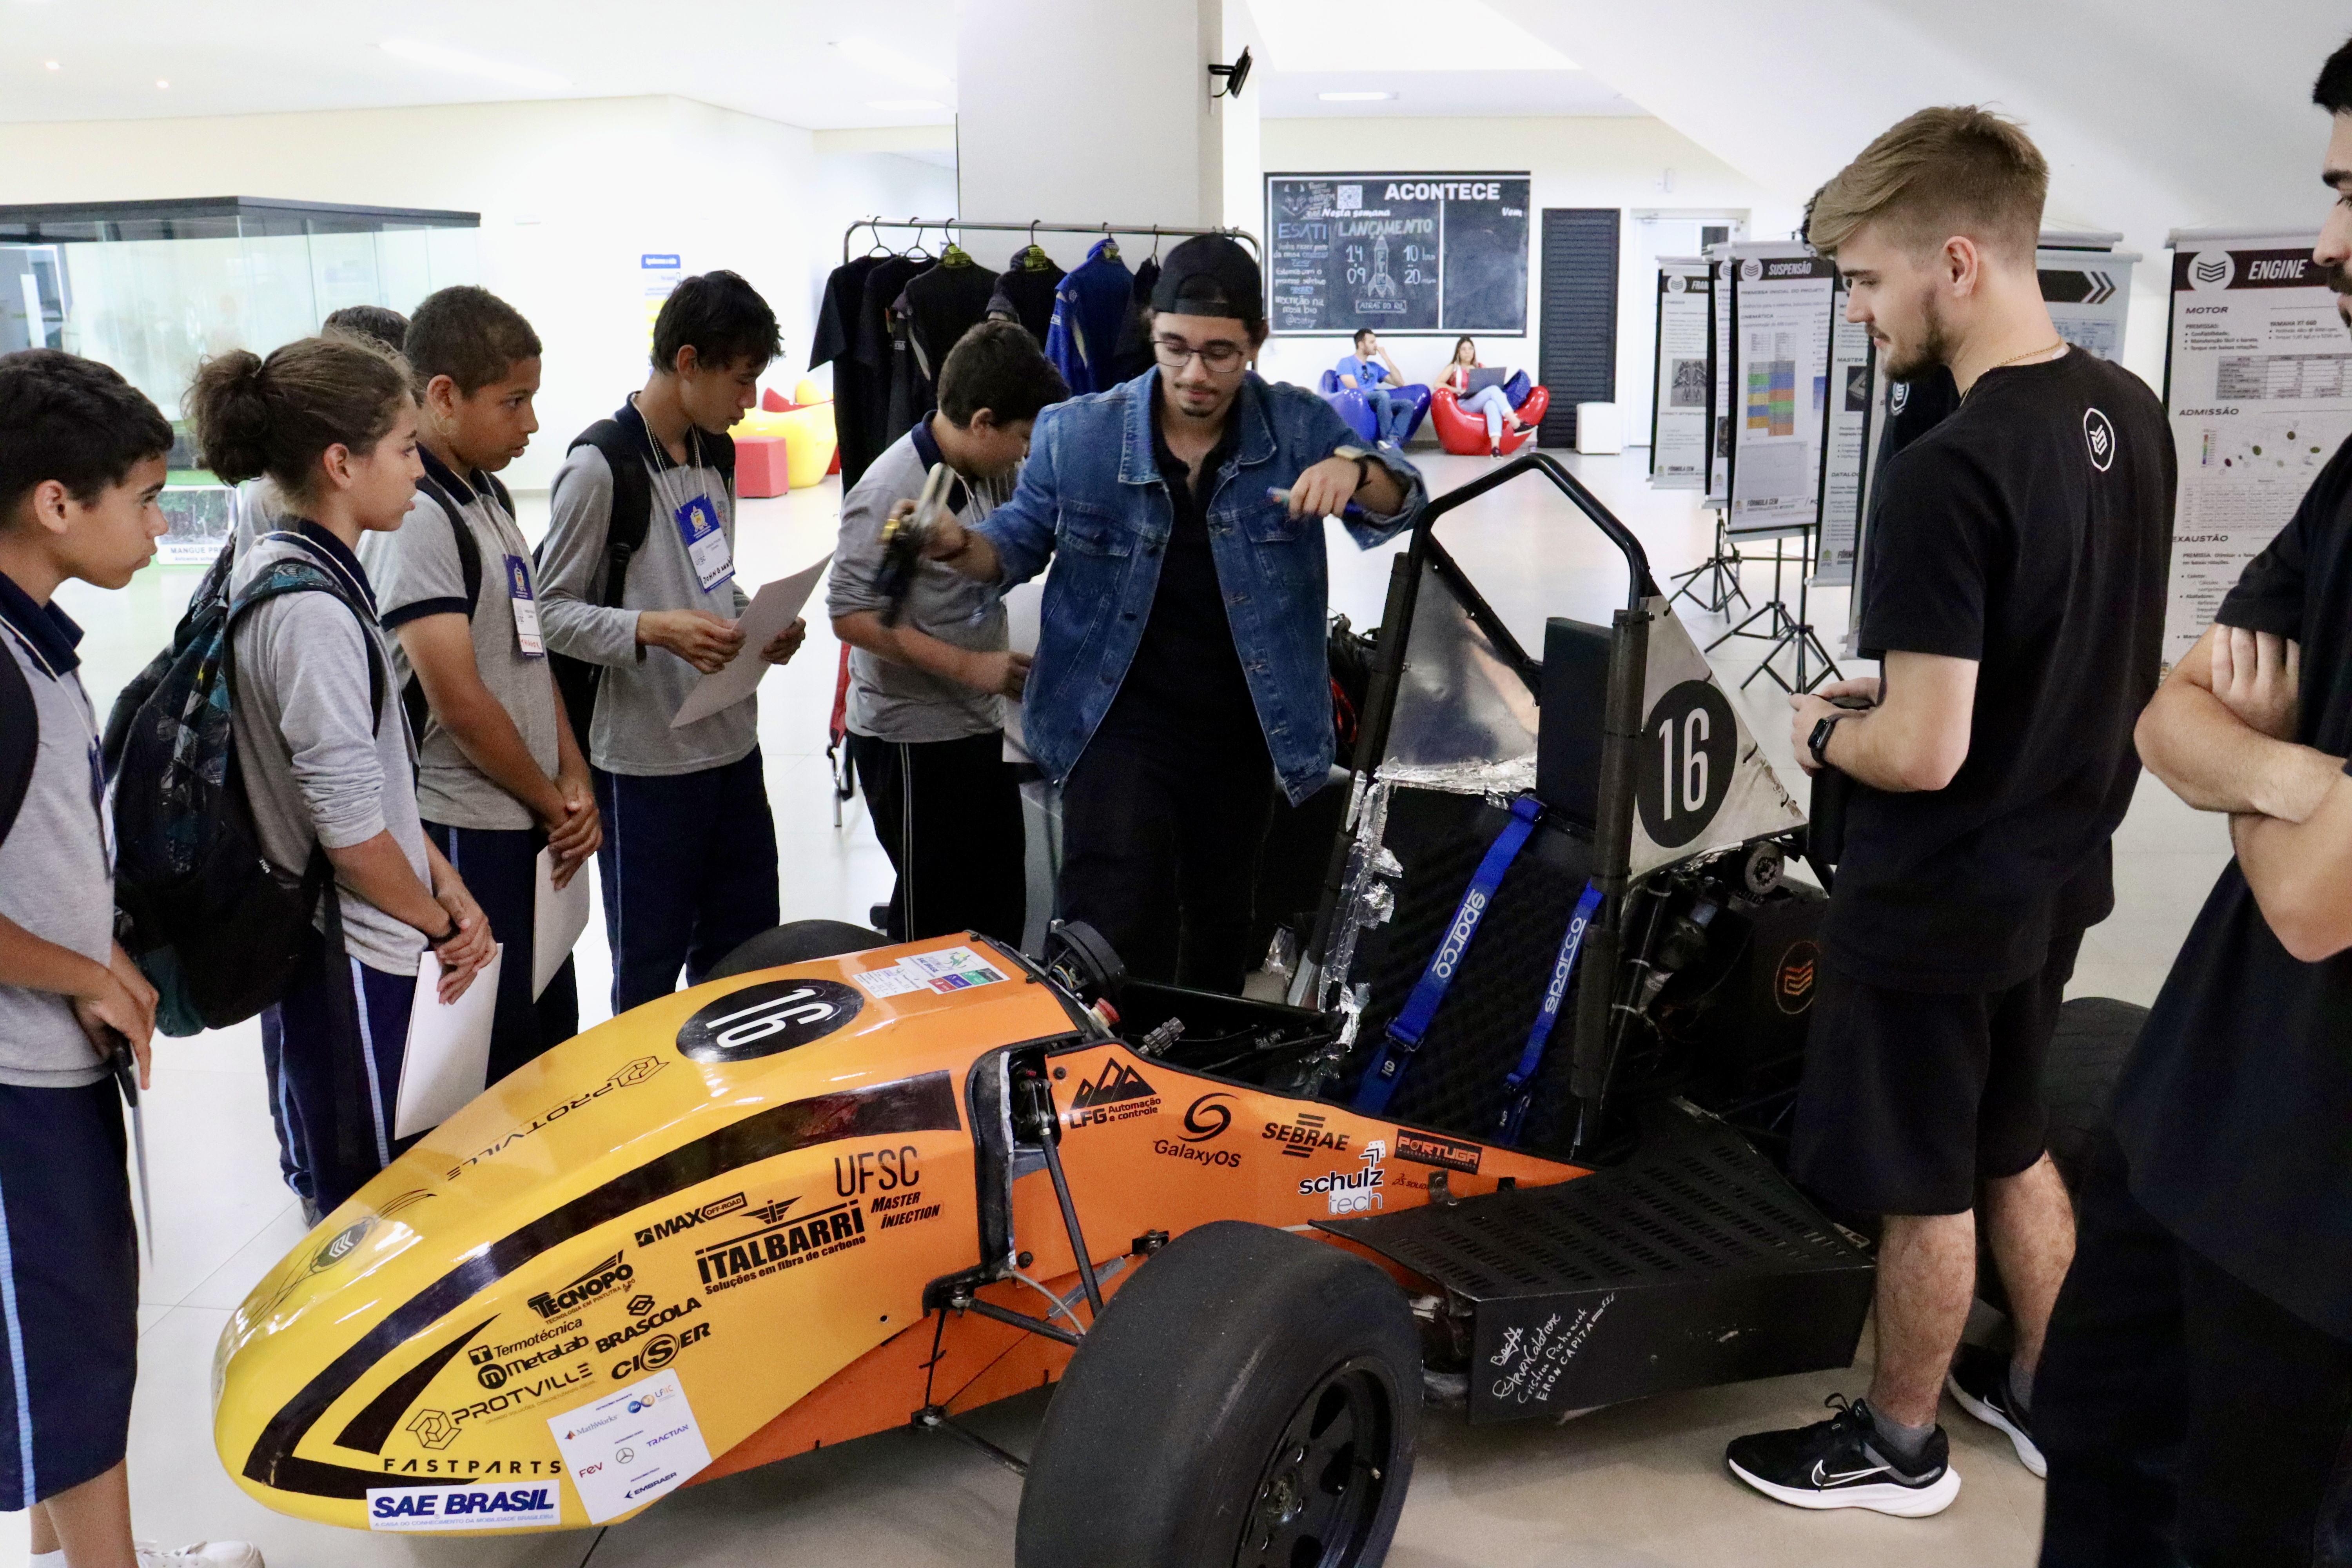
[363, 287, 597, 1080]
[539, 272, 805, 1012]
[829, 320, 1066, 944]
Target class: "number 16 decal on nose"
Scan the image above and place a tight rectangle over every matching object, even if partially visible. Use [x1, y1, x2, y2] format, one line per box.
[1637, 679, 1736, 848]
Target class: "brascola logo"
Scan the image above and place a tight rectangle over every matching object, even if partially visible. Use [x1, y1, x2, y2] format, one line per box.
[633, 1192, 747, 1249]
[593, 1295, 704, 1355]
[2083, 407, 2116, 473]
[526, 1252, 634, 1319]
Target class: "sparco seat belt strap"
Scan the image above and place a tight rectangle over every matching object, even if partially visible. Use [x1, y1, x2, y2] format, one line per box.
[1497, 879, 1604, 1144]
[1353, 793, 1546, 1116]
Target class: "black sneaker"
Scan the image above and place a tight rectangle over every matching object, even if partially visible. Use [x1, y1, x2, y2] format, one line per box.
[1726, 1395, 1962, 1517]
[1946, 1342, 2045, 1478]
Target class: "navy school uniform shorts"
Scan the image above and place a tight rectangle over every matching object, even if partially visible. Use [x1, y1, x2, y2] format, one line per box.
[0, 1078, 138, 1506]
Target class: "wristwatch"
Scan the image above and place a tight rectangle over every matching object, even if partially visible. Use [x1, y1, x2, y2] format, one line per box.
[1807, 713, 1848, 770]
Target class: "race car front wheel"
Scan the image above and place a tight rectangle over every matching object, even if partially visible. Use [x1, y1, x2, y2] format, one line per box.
[706, 919, 884, 981]
[1016, 1220, 1421, 1568]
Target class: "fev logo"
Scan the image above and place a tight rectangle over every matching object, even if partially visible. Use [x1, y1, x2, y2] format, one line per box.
[2187, 250, 2235, 292]
[2083, 407, 2116, 473]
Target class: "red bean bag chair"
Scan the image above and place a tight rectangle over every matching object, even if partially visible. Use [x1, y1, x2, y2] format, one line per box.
[1431, 383, 1550, 456]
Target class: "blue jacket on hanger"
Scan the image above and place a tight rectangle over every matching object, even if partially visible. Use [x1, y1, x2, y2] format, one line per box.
[1043, 239, 1136, 395]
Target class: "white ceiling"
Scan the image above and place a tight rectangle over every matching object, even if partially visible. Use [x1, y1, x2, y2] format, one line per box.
[0, 0, 1633, 132]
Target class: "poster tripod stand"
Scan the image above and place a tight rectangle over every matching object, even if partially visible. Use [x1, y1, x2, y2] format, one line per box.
[1666, 509, 1750, 617]
[1706, 530, 1799, 651]
[1738, 526, 1842, 694]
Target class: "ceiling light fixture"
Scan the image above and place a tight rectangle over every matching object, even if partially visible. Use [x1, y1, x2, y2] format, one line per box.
[44, 60, 59, 70]
[1318, 90, 1396, 102]
[833, 36, 952, 92]
[867, 98, 948, 113]
[379, 38, 570, 93]
[155, 79, 168, 89]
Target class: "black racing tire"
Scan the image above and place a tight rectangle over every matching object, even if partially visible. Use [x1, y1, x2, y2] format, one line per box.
[1016, 1220, 1421, 1568]
[2041, 995, 2144, 1194]
[705, 919, 884, 981]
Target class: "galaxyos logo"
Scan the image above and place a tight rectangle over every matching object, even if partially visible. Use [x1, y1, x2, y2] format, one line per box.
[2083, 407, 2116, 473]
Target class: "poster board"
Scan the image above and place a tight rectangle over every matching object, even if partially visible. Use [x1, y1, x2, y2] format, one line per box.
[1650, 258, 1712, 487]
[1704, 248, 1733, 503]
[1726, 246, 1838, 537]
[1265, 173, 1530, 335]
[2040, 246, 2138, 361]
[1813, 279, 1875, 583]
[2161, 228, 2350, 663]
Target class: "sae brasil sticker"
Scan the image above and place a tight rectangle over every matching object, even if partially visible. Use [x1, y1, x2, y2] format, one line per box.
[365, 1482, 562, 1532]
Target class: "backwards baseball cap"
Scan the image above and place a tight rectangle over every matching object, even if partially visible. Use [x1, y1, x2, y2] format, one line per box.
[1149, 235, 1264, 323]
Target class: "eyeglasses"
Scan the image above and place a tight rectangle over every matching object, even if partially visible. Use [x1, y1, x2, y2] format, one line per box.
[1153, 338, 1247, 373]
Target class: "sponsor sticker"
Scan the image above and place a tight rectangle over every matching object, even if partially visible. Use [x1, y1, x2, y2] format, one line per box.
[366, 1482, 562, 1532]
[693, 1198, 866, 1292]
[528, 1253, 634, 1320]
[548, 1368, 713, 1525]
[634, 1192, 748, 1249]
[1394, 1130, 1482, 1174]
[1263, 1110, 1350, 1159]
[852, 945, 1011, 999]
[675, 979, 864, 1063]
[447, 1058, 665, 1178]
[1063, 1061, 1161, 1127]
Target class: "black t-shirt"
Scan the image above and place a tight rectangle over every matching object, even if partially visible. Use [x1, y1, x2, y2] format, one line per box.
[1827, 350, 2173, 991]
[812, 257, 883, 486]
[903, 261, 1000, 381]
[1096, 387, 1261, 755]
[2114, 437, 2352, 1337]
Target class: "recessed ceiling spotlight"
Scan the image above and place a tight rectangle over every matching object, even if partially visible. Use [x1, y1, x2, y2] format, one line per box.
[834, 36, 953, 91]
[868, 99, 949, 113]
[44, 60, 60, 71]
[380, 38, 570, 93]
[1318, 90, 1396, 102]
[155, 78, 169, 89]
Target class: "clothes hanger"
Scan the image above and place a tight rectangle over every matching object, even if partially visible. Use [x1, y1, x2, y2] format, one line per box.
[862, 218, 891, 259]
[1017, 220, 1055, 272]
[939, 227, 974, 269]
[902, 219, 932, 263]
[1098, 222, 1120, 263]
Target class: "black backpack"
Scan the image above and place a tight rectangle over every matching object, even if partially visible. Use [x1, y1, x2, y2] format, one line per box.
[103, 537, 388, 1034]
[0, 637, 31, 850]
[396, 466, 515, 740]
[541, 419, 734, 745]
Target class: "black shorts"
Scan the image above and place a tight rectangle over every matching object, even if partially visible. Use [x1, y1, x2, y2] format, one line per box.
[1790, 928, 2083, 1216]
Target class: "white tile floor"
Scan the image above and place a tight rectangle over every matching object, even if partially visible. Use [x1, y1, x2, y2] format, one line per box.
[18, 448, 2217, 1567]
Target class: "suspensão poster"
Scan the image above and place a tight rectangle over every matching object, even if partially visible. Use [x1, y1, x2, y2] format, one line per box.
[1651, 258, 1712, 488]
[1813, 280, 1875, 584]
[2163, 229, 2350, 663]
[1706, 249, 1733, 501]
[1726, 246, 1837, 538]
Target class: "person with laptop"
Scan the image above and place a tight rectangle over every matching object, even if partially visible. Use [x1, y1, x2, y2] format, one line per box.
[1440, 337, 1525, 456]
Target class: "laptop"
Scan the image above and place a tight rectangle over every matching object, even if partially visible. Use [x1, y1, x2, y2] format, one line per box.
[1463, 367, 1510, 396]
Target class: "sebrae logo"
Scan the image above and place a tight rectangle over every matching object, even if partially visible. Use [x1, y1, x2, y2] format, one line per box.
[1264, 1109, 1350, 1160]
[2083, 407, 2117, 473]
[2187, 250, 2235, 292]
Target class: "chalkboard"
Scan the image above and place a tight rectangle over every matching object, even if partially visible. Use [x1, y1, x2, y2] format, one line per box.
[1266, 173, 1530, 335]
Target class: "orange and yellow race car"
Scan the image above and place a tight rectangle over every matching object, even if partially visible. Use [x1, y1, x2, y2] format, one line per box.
[212, 457, 2129, 1567]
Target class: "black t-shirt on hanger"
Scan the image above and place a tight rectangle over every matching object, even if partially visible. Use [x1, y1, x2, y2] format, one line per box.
[842, 255, 925, 487]
[903, 261, 1001, 381]
[2114, 434, 2352, 1339]
[812, 256, 882, 487]
[1827, 349, 2172, 992]
[990, 260, 1063, 344]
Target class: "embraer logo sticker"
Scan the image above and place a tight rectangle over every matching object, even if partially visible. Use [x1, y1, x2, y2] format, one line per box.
[675, 979, 864, 1063]
[2083, 407, 2116, 472]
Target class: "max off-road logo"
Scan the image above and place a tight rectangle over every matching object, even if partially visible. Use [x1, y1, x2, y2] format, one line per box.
[635, 1192, 746, 1248]
[1064, 1060, 1161, 1127]
[448, 1057, 666, 1178]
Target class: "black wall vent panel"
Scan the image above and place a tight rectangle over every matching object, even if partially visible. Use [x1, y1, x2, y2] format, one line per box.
[1538, 208, 1621, 448]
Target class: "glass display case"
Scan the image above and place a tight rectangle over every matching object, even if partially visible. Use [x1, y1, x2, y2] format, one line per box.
[0, 197, 479, 562]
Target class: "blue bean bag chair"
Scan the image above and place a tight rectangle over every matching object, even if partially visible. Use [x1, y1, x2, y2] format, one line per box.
[1316, 368, 1431, 445]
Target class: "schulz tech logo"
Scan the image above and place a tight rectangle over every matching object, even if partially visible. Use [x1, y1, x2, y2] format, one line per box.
[2083, 407, 2116, 473]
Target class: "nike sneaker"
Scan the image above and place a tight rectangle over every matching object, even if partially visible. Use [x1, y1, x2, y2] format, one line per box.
[1725, 1394, 1962, 1517]
[1946, 1341, 2045, 1478]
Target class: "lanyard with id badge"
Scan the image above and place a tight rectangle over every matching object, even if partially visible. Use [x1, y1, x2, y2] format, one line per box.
[503, 554, 545, 658]
[649, 429, 734, 595]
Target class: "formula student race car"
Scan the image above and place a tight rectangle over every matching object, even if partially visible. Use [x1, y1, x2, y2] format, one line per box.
[214, 456, 2130, 1565]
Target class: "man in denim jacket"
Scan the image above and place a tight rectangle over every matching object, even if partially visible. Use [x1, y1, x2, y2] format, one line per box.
[923, 237, 1426, 991]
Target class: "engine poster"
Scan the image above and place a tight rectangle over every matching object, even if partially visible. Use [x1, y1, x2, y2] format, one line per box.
[2163, 229, 2350, 662]
[1726, 247, 1837, 538]
[1651, 259, 1712, 489]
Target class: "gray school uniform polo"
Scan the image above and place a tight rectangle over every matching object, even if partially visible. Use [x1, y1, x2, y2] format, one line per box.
[0, 578, 114, 1089]
[360, 459, 562, 830]
[538, 428, 754, 777]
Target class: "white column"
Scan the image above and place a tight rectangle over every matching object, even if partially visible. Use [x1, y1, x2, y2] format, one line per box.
[956, 0, 1233, 262]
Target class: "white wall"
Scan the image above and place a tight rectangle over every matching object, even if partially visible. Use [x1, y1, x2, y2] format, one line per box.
[0, 96, 957, 488]
[1252, 115, 1800, 419]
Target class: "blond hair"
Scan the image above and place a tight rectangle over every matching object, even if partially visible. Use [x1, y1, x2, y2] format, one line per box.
[1808, 106, 2048, 262]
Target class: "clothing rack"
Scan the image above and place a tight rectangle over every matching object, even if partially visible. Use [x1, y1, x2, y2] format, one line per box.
[843, 216, 1260, 264]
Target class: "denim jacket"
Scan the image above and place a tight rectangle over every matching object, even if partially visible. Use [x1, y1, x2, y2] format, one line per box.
[978, 367, 1427, 803]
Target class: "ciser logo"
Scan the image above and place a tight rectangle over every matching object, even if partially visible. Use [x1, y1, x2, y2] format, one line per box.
[527, 1252, 634, 1319]
[2187, 251, 2235, 292]
[2083, 407, 2117, 473]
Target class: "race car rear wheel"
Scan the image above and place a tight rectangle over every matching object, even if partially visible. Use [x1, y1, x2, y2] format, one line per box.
[1016, 1220, 1421, 1568]
[706, 919, 884, 981]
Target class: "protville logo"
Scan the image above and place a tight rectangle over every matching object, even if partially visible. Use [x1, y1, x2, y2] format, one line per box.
[634, 1192, 747, 1249]
[527, 1253, 633, 1319]
[448, 1059, 666, 1178]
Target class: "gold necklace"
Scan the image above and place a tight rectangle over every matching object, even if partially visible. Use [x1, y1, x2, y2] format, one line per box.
[1990, 339, 2066, 370]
